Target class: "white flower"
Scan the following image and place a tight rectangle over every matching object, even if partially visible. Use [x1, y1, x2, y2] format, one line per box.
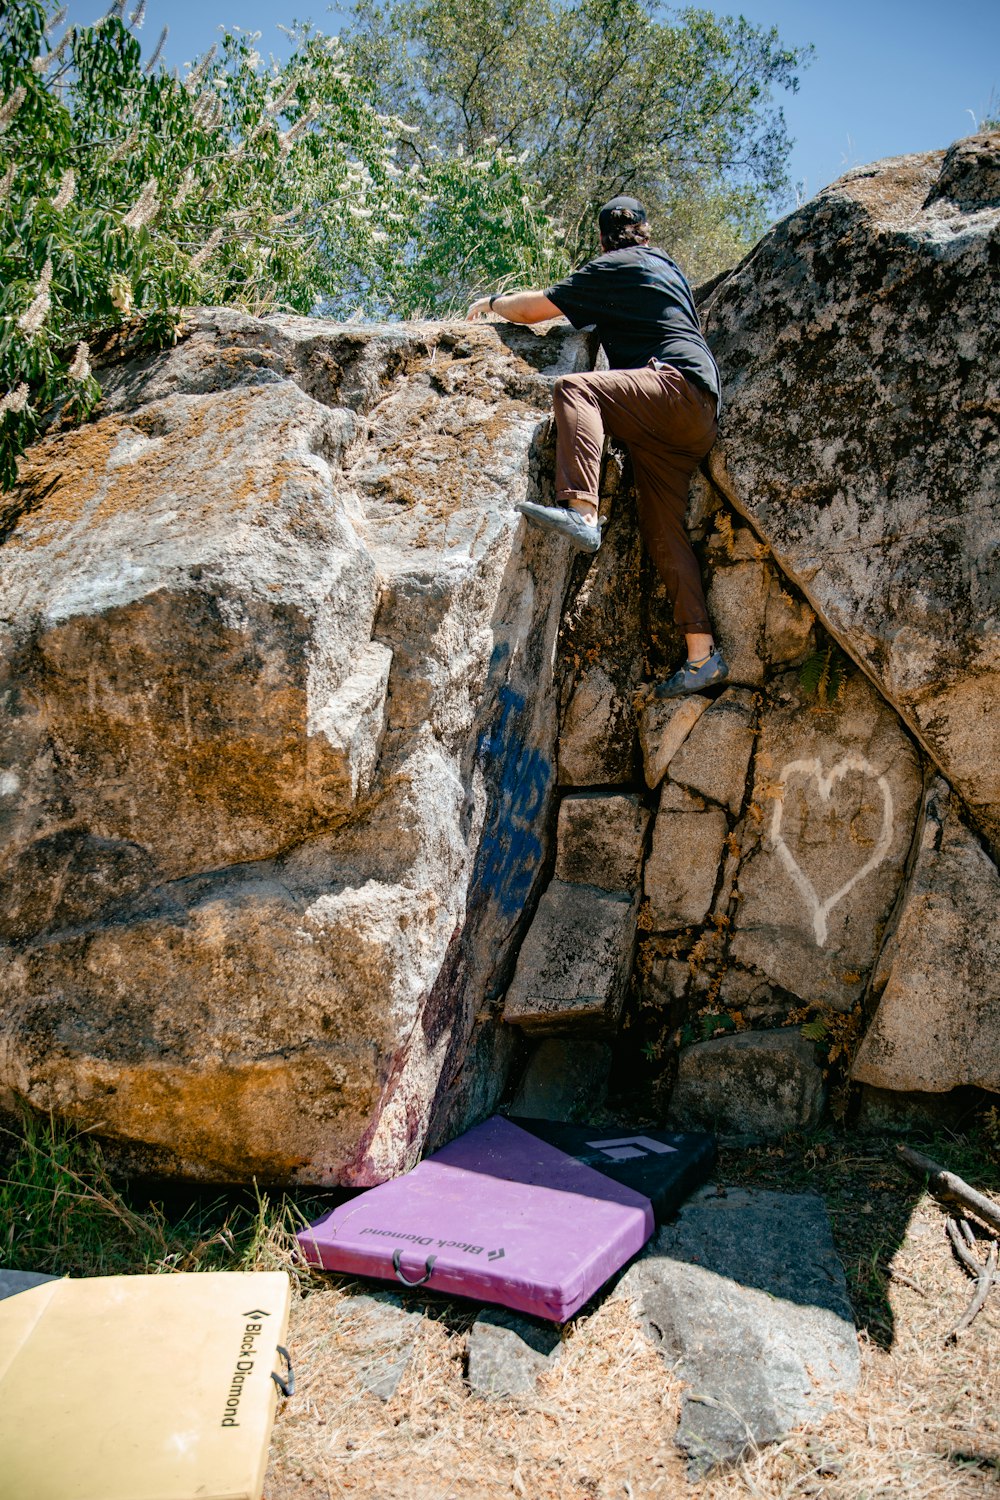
[67, 341, 91, 382]
[0, 383, 30, 417]
[122, 177, 159, 230]
[109, 273, 133, 314]
[0, 87, 27, 133]
[266, 77, 299, 116]
[52, 168, 75, 211]
[130, 0, 146, 29]
[190, 226, 223, 269]
[278, 107, 319, 153]
[246, 115, 276, 146]
[192, 90, 223, 130]
[0, 161, 15, 205]
[348, 204, 373, 218]
[18, 286, 51, 337]
[144, 26, 167, 74]
[184, 44, 217, 92]
[171, 165, 195, 209]
[109, 127, 140, 163]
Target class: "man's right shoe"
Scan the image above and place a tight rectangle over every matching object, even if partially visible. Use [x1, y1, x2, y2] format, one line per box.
[653, 648, 729, 700]
[515, 500, 601, 554]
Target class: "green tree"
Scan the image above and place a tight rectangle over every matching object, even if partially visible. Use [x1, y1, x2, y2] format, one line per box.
[0, 0, 559, 489]
[344, 0, 810, 278]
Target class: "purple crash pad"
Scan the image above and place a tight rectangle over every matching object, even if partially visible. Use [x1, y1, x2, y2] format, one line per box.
[297, 1116, 654, 1322]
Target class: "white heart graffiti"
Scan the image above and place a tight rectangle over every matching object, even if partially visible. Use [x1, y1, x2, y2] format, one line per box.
[769, 754, 894, 947]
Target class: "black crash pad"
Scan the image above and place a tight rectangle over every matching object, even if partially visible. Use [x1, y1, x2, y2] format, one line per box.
[510, 1119, 717, 1223]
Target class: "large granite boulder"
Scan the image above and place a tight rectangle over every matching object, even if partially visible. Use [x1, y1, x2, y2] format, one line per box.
[702, 132, 1000, 855]
[0, 310, 587, 1183]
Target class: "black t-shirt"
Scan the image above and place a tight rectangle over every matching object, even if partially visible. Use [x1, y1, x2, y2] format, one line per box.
[546, 246, 721, 405]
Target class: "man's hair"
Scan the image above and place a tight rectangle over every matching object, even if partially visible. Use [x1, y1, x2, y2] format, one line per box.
[602, 211, 651, 250]
[597, 196, 650, 251]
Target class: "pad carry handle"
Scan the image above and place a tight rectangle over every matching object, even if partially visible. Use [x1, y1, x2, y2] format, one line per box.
[392, 1249, 437, 1287]
[270, 1344, 295, 1398]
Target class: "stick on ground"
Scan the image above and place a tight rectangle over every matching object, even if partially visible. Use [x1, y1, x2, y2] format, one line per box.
[896, 1145, 1000, 1234]
[945, 1240, 997, 1343]
[946, 1217, 983, 1278]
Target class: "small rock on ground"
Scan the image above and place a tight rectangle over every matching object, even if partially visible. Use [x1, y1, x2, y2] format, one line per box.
[466, 1307, 563, 1399]
[670, 1029, 825, 1142]
[334, 1292, 425, 1402]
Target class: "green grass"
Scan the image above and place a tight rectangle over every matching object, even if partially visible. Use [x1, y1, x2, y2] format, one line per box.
[0, 1110, 328, 1285]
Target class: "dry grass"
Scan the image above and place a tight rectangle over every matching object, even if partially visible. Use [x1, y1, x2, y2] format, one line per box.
[263, 1159, 999, 1500]
[266, 1289, 689, 1499]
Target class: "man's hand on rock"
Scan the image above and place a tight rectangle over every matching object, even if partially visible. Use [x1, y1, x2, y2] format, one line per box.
[467, 297, 494, 320]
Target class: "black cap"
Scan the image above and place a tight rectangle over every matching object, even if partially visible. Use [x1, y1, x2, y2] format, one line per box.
[598, 195, 647, 237]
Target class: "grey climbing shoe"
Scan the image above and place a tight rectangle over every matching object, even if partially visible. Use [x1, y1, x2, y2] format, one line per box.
[515, 500, 601, 554]
[654, 648, 729, 700]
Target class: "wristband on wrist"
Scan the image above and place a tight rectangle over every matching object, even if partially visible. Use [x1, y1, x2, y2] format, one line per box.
[489, 293, 501, 310]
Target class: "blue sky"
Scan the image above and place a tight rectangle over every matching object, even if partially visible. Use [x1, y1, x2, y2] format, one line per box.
[67, 0, 1000, 211]
[722, 0, 1000, 203]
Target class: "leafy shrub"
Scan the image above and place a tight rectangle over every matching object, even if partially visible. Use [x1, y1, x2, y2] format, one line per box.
[0, 0, 561, 488]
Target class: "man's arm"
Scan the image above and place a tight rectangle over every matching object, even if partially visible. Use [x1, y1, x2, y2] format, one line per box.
[467, 290, 563, 324]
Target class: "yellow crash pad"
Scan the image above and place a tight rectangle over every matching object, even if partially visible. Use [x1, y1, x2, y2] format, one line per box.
[0, 1269, 291, 1500]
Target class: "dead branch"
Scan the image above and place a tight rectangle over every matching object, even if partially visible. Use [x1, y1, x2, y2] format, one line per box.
[946, 1217, 983, 1278]
[945, 1240, 997, 1343]
[888, 1268, 927, 1298]
[896, 1145, 1000, 1234]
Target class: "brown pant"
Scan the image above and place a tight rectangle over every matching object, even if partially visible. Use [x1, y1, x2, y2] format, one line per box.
[553, 364, 718, 632]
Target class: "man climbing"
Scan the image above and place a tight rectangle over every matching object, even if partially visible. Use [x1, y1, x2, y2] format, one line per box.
[467, 196, 726, 699]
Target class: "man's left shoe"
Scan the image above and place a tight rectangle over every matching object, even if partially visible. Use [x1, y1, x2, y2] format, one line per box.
[515, 500, 601, 554]
[653, 648, 729, 700]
